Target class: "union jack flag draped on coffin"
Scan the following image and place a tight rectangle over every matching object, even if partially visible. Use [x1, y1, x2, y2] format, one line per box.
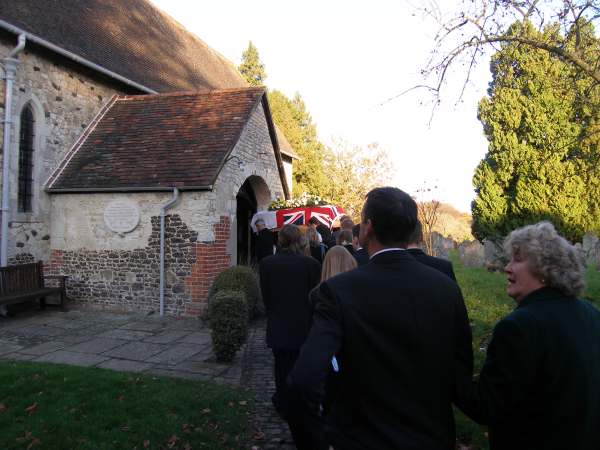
[275, 205, 344, 229]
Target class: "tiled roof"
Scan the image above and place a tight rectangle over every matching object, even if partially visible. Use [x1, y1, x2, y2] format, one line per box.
[46, 88, 286, 192]
[0, 0, 246, 92]
[275, 127, 300, 159]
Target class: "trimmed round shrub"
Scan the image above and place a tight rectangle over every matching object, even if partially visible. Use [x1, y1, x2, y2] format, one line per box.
[208, 266, 261, 317]
[208, 290, 248, 363]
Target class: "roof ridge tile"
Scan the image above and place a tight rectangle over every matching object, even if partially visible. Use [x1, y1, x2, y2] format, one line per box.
[117, 87, 265, 102]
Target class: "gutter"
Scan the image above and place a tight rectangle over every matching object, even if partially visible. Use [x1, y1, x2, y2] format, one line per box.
[0, 19, 156, 95]
[1, 33, 26, 267]
[45, 185, 213, 193]
[159, 188, 179, 316]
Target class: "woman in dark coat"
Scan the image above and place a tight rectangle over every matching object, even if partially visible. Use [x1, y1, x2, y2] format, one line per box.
[456, 221, 600, 450]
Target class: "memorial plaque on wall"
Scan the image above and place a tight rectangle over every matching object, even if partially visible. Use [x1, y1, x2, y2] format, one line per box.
[104, 200, 140, 233]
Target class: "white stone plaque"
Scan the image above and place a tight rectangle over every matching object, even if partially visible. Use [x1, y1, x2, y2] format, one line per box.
[104, 200, 140, 233]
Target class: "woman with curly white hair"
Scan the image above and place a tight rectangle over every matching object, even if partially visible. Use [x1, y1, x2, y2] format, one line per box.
[456, 221, 600, 450]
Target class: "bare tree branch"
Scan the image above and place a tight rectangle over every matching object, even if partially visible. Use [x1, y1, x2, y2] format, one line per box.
[405, 0, 600, 106]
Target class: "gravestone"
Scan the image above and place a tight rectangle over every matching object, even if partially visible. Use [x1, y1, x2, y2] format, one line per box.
[484, 239, 506, 271]
[581, 233, 600, 268]
[432, 232, 455, 259]
[458, 240, 485, 267]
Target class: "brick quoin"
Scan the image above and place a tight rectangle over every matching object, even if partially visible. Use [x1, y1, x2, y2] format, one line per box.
[184, 216, 231, 316]
[49, 249, 64, 275]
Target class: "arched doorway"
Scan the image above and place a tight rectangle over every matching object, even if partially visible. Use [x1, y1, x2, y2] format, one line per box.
[235, 176, 272, 266]
[236, 179, 256, 265]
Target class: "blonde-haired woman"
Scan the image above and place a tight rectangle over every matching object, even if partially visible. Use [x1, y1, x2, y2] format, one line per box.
[309, 245, 357, 320]
[320, 245, 357, 281]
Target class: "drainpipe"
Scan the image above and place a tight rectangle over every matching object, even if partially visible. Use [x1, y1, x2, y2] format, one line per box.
[1, 34, 26, 267]
[159, 188, 179, 316]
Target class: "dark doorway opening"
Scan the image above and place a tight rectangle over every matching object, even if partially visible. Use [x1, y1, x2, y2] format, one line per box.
[236, 179, 257, 265]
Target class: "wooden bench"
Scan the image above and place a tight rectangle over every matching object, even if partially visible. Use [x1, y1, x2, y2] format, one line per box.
[0, 261, 67, 311]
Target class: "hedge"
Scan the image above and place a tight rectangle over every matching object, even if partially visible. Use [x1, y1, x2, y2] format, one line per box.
[208, 290, 248, 363]
[208, 266, 261, 318]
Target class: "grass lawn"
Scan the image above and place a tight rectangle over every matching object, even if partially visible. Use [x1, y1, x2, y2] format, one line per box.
[0, 361, 250, 450]
[452, 252, 600, 449]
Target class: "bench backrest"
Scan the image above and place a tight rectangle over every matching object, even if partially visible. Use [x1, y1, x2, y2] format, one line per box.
[0, 262, 44, 296]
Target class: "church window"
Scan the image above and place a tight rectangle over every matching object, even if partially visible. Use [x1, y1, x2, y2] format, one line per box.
[18, 103, 35, 212]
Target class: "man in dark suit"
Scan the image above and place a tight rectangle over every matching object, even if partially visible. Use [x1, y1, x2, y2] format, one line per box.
[254, 219, 275, 262]
[406, 220, 456, 281]
[309, 217, 335, 249]
[289, 187, 473, 450]
[352, 224, 369, 266]
[332, 216, 354, 245]
[259, 224, 323, 449]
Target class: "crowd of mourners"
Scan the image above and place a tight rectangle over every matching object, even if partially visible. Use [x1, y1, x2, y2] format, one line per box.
[256, 187, 600, 450]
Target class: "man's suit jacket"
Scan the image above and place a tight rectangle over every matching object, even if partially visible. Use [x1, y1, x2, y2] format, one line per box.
[353, 247, 369, 266]
[259, 250, 321, 350]
[407, 248, 456, 281]
[456, 287, 600, 450]
[289, 250, 473, 450]
[255, 229, 275, 262]
[316, 224, 335, 249]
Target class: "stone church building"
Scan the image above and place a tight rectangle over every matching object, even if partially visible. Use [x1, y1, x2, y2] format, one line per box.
[0, 0, 296, 315]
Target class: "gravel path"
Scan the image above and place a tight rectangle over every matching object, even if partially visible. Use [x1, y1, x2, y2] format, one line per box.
[242, 319, 296, 449]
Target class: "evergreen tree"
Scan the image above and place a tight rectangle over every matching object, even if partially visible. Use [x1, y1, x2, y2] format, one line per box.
[238, 41, 266, 86]
[268, 90, 329, 197]
[472, 21, 600, 243]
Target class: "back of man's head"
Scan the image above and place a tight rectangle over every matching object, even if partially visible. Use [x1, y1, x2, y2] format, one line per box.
[407, 220, 424, 248]
[278, 224, 303, 254]
[341, 217, 354, 230]
[337, 229, 353, 246]
[362, 187, 417, 247]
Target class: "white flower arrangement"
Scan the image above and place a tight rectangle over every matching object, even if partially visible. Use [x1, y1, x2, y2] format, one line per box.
[268, 192, 331, 210]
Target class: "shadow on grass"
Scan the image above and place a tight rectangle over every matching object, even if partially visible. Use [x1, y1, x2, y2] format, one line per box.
[0, 361, 252, 450]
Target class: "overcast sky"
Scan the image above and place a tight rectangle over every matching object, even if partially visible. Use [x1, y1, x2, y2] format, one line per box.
[150, 0, 492, 212]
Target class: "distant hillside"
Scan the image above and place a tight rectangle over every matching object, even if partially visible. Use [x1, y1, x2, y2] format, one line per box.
[433, 203, 473, 243]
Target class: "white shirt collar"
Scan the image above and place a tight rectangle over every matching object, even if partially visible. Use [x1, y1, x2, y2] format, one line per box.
[369, 247, 405, 260]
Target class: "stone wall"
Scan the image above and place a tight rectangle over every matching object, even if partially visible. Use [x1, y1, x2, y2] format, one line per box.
[209, 104, 284, 261]
[49, 215, 230, 316]
[0, 38, 127, 263]
[282, 154, 293, 195]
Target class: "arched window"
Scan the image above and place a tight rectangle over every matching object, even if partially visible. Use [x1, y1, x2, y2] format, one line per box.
[18, 103, 35, 212]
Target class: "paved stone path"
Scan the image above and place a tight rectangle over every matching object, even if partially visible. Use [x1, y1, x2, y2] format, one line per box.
[0, 307, 241, 384]
[242, 319, 295, 449]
